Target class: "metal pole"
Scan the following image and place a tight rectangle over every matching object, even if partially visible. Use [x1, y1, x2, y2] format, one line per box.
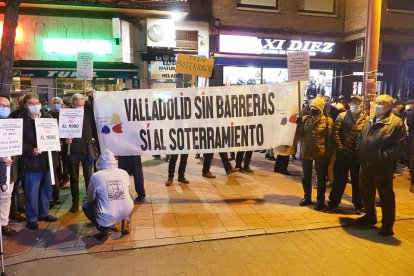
[363, 0, 382, 115]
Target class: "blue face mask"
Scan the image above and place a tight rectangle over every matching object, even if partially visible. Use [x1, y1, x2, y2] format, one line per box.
[53, 103, 61, 112]
[0, 107, 10, 118]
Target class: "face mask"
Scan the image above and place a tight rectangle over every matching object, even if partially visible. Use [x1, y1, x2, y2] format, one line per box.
[0, 107, 10, 118]
[53, 104, 61, 112]
[350, 104, 361, 114]
[310, 108, 321, 117]
[375, 104, 387, 117]
[28, 104, 41, 115]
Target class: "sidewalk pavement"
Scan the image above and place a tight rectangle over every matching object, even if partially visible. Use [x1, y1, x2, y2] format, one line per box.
[7, 219, 414, 275]
[3, 153, 414, 267]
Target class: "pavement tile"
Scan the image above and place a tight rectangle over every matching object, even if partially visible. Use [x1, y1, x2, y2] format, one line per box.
[5, 155, 414, 268]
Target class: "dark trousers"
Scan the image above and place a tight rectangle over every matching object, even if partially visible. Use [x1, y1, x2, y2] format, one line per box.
[328, 158, 362, 208]
[69, 156, 93, 205]
[202, 152, 232, 174]
[118, 155, 145, 196]
[168, 154, 188, 178]
[52, 170, 60, 201]
[274, 155, 289, 172]
[235, 151, 253, 169]
[302, 159, 326, 204]
[360, 165, 395, 228]
[56, 151, 70, 183]
[82, 202, 109, 231]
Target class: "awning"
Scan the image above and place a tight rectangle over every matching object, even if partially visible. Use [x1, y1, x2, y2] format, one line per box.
[12, 60, 138, 79]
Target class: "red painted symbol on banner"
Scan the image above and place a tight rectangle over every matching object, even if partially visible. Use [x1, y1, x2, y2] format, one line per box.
[180, 92, 184, 96]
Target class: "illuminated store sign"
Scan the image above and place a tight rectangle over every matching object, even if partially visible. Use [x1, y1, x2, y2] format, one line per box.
[43, 38, 113, 55]
[219, 35, 336, 57]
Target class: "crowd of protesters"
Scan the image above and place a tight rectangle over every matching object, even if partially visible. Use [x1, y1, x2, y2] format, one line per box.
[0, 90, 413, 240]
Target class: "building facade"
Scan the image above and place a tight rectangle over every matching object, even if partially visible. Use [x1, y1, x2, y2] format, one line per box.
[208, 0, 414, 99]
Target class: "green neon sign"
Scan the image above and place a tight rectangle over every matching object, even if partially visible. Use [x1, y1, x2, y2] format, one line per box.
[43, 38, 113, 55]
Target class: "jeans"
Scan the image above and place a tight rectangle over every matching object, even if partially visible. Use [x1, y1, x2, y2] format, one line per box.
[168, 154, 188, 178]
[23, 171, 52, 223]
[0, 182, 14, 226]
[118, 155, 145, 196]
[69, 156, 93, 206]
[235, 151, 253, 169]
[328, 158, 362, 208]
[202, 152, 232, 174]
[360, 165, 395, 228]
[302, 159, 326, 204]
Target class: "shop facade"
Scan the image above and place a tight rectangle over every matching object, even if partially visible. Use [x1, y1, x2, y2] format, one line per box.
[209, 34, 399, 99]
[140, 19, 210, 89]
[8, 13, 137, 104]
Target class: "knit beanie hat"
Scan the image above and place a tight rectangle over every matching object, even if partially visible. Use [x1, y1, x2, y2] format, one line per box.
[310, 97, 325, 112]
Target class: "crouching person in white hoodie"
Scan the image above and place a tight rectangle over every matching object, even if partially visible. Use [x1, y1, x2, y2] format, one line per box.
[82, 149, 134, 241]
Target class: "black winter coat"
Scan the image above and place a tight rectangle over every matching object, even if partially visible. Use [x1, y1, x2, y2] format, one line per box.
[14, 109, 59, 173]
[66, 107, 98, 157]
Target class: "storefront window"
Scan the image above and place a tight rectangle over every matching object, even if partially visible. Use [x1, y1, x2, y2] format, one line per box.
[262, 68, 288, 84]
[306, 69, 333, 97]
[223, 66, 261, 86]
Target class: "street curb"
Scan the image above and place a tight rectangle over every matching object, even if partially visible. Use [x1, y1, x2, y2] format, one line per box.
[6, 216, 414, 267]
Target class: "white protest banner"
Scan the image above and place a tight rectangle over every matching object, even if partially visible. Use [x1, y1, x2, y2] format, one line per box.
[0, 119, 23, 157]
[59, 108, 84, 138]
[76, 52, 94, 80]
[287, 51, 310, 82]
[0, 119, 23, 187]
[35, 118, 60, 185]
[94, 83, 299, 156]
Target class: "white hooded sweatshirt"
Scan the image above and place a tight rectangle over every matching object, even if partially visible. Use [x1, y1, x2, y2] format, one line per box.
[87, 149, 134, 227]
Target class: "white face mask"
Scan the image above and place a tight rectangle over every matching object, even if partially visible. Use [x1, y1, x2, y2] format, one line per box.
[28, 104, 41, 115]
[375, 104, 387, 117]
[350, 104, 361, 114]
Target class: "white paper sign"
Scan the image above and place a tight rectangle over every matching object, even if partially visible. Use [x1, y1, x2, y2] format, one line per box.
[76, 52, 94, 80]
[287, 51, 310, 82]
[59, 108, 85, 138]
[0, 119, 23, 157]
[35, 118, 61, 152]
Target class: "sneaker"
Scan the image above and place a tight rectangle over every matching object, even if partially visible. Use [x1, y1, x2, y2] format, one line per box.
[354, 207, 364, 215]
[69, 204, 79, 213]
[323, 205, 339, 213]
[134, 194, 146, 204]
[243, 168, 254, 173]
[95, 228, 112, 242]
[202, 172, 216, 178]
[226, 168, 238, 175]
[356, 214, 377, 225]
[279, 170, 290, 175]
[39, 215, 58, 222]
[314, 203, 325, 211]
[177, 177, 190, 184]
[26, 222, 39, 230]
[378, 226, 394, 236]
[299, 198, 313, 206]
[165, 177, 173, 186]
[121, 219, 131, 235]
[2, 225, 17, 236]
